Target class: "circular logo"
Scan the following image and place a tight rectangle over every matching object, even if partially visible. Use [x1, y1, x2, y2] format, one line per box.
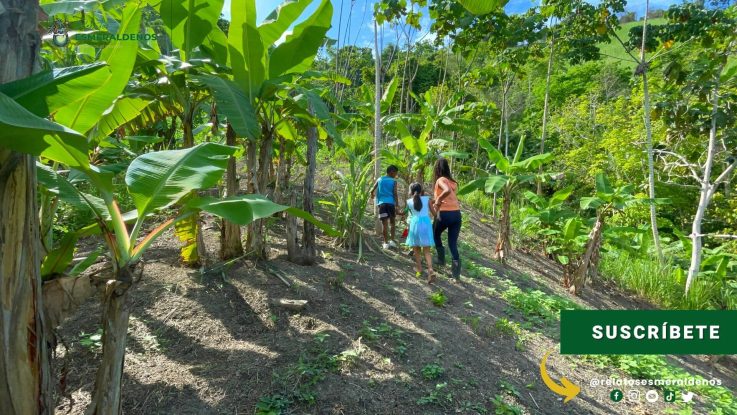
[610, 389, 623, 402]
[51, 32, 70, 47]
[49, 20, 70, 47]
[645, 389, 659, 403]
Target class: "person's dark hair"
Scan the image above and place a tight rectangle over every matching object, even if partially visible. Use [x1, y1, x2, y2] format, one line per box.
[409, 182, 423, 211]
[386, 165, 398, 175]
[433, 157, 455, 184]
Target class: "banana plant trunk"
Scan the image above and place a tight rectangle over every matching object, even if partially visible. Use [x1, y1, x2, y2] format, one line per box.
[494, 186, 512, 262]
[249, 129, 273, 259]
[87, 266, 136, 415]
[220, 124, 243, 259]
[570, 213, 605, 295]
[0, 1, 54, 413]
[274, 137, 287, 204]
[302, 120, 318, 264]
[182, 105, 195, 148]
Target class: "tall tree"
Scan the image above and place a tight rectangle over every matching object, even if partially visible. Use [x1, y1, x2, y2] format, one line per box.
[0, 1, 53, 413]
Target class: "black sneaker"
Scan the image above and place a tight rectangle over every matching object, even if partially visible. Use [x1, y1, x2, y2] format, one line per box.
[451, 260, 461, 280]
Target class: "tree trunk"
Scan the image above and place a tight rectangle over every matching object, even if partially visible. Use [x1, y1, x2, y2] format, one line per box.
[0, 1, 54, 412]
[494, 186, 512, 262]
[302, 120, 318, 264]
[373, 19, 383, 236]
[685, 68, 726, 294]
[220, 124, 243, 260]
[492, 80, 509, 219]
[570, 214, 605, 295]
[639, 0, 665, 263]
[537, 32, 555, 195]
[87, 267, 135, 415]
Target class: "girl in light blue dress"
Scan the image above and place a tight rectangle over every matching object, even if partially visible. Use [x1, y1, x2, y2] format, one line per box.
[405, 183, 437, 283]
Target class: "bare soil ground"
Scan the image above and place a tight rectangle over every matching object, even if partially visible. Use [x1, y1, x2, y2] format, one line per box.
[53, 195, 736, 415]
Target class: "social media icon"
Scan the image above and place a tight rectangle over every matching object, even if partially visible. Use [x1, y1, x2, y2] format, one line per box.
[645, 389, 659, 403]
[610, 389, 624, 402]
[627, 390, 640, 402]
[664, 389, 676, 402]
[682, 391, 695, 402]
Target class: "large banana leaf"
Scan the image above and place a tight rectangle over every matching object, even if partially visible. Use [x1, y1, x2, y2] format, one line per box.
[511, 152, 554, 170]
[188, 194, 339, 236]
[90, 96, 155, 141]
[40, 0, 105, 15]
[228, 0, 264, 100]
[381, 76, 399, 112]
[595, 172, 614, 195]
[125, 143, 236, 219]
[258, 0, 311, 47]
[194, 74, 260, 139]
[53, 3, 142, 133]
[37, 162, 108, 219]
[40, 233, 78, 279]
[478, 139, 509, 172]
[457, 175, 508, 195]
[269, 0, 332, 78]
[457, 0, 508, 15]
[0, 63, 107, 117]
[159, 0, 224, 60]
[0, 92, 89, 169]
[201, 27, 229, 66]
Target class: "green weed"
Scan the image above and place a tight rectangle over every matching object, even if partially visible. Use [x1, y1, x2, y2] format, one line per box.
[501, 286, 579, 324]
[417, 382, 453, 406]
[490, 395, 522, 415]
[421, 363, 445, 380]
[79, 328, 103, 350]
[255, 394, 291, 415]
[429, 290, 447, 307]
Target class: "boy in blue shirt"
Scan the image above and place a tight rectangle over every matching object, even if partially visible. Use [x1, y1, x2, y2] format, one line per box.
[370, 165, 401, 249]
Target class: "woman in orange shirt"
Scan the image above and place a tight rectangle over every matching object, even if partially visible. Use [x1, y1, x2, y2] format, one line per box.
[431, 157, 462, 280]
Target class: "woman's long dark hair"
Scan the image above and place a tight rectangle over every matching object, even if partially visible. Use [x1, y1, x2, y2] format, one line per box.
[409, 182, 423, 211]
[433, 157, 456, 184]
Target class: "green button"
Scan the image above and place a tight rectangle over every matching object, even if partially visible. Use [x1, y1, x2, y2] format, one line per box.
[560, 310, 737, 355]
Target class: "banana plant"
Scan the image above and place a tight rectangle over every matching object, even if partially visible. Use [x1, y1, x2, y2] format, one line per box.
[520, 186, 574, 254]
[549, 216, 591, 287]
[15, 137, 332, 415]
[567, 173, 643, 295]
[195, 0, 336, 258]
[385, 92, 473, 183]
[459, 137, 554, 262]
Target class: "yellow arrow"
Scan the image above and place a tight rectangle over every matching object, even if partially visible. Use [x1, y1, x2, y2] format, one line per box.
[540, 349, 580, 403]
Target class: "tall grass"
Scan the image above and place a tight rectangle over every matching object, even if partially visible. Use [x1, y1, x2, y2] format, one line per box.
[599, 251, 733, 310]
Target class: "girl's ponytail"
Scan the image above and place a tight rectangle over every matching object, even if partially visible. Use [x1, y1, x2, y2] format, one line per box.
[409, 182, 423, 212]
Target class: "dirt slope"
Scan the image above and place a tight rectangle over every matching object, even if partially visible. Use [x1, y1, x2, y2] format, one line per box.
[53, 204, 736, 415]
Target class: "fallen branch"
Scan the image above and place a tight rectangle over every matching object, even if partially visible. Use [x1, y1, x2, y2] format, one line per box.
[263, 264, 292, 287]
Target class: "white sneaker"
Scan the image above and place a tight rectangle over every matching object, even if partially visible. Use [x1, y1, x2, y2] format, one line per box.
[387, 240, 398, 248]
[382, 243, 391, 249]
